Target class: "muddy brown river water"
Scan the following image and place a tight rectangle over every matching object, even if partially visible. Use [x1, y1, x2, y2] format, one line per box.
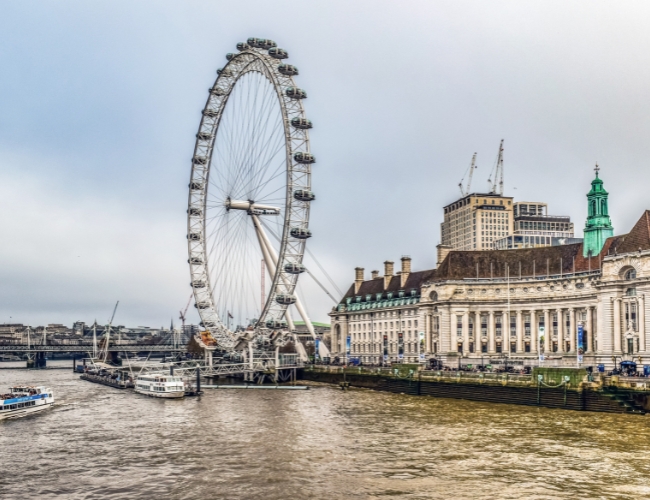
[1, 361, 650, 499]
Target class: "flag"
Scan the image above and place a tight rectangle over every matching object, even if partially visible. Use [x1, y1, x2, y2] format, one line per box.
[227, 311, 233, 319]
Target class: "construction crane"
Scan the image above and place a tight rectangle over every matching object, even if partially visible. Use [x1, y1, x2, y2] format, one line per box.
[178, 293, 193, 348]
[458, 152, 478, 197]
[100, 301, 119, 362]
[487, 139, 505, 195]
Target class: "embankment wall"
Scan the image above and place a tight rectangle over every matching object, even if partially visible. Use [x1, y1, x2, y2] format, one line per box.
[301, 370, 646, 414]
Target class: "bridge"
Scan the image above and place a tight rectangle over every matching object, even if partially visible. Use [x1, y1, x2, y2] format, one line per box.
[2, 343, 302, 382]
[0, 344, 184, 354]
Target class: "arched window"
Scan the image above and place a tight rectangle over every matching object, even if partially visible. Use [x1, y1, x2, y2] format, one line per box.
[429, 291, 438, 301]
[590, 200, 597, 216]
[601, 199, 607, 215]
[625, 268, 637, 280]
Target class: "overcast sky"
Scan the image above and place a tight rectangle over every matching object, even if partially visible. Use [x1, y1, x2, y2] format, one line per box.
[1, 1, 650, 327]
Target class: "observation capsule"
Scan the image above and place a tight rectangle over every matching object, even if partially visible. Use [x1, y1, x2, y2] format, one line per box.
[192, 280, 206, 289]
[294, 152, 315, 164]
[275, 294, 297, 305]
[188, 207, 202, 216]
[293, 189, 315, 202]
[192, 156, 207, 165]
[284, 263, 307, 274]
[187, 232, 201, 241]
[196, 132, 212, 141]
[236, 42, 250, 51]
[210, 87, 225, 96]
[290, 227, 312, 239]
[202, 320, 216, 328]
[226, 53, 236, 61]
[189, 181, 204, 190]
[265, 319, 287, 329]
[268, 47, 288, 59]
[188, 256, 203, 265]
[278, 64, 298, 76]
[247, 38, 277, 49]
[202, 109, 219, 118]
[216, 68, 232, 77]
[285, 87, 307, 99]
[291, 117, 312, 129]
[194, 302, 211, 309]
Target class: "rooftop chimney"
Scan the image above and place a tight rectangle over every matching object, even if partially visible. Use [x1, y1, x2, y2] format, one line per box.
[383, 261, 394, 290]
[354, 267, 364, 294]
[371, 270, 379, 280]
[400, 256, 411, 287]
[436, 244, 453, 268]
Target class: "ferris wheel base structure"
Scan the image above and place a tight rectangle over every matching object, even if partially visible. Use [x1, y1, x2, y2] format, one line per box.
[186, 37, 330, 362]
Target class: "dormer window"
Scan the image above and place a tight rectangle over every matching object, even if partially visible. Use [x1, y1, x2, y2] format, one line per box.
[398, 290, 405, 298]
[365, 294, 372, 302]
[625, 269, 637, 280]
[387, 292, 393, 299]
[355, 296, 361, 303]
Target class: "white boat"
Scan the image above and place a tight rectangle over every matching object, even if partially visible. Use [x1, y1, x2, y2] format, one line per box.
[135, 373, 185, 398]
[0, 386, 54, 420]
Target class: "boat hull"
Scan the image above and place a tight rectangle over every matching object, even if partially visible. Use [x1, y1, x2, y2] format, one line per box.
[134, 389, 184, 399]
[0, 401, 54, 420]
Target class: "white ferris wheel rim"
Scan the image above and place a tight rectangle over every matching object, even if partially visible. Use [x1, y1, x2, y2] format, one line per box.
[187, 39, 314, 349]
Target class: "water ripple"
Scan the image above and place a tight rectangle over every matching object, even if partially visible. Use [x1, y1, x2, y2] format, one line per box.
[1, 364, 649, 499]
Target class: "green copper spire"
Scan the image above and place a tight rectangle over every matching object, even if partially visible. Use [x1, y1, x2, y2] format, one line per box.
[583, 164, 614, 257]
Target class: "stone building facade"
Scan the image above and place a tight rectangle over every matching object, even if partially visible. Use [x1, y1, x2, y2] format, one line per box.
[330, 176, 650, 370]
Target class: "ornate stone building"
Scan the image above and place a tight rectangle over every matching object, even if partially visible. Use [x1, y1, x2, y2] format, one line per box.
[329, 174, 650, 369]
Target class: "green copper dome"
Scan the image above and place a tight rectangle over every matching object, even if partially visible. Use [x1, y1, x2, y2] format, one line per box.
[583, 165, 613, 257]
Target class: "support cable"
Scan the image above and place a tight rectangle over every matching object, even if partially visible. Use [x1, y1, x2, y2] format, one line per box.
[259, 218, 342, 302]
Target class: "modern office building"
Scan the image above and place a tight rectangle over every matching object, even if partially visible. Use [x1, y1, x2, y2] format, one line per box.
[441, 193, 514, 251]
[494, 201, 580, 250]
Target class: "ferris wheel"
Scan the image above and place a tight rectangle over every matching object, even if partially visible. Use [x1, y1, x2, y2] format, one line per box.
[187, 38, 319, 352]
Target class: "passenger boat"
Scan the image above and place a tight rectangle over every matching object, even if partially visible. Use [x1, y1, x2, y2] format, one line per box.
[134, 373, 185, 398]
[0, 386, 54, 420]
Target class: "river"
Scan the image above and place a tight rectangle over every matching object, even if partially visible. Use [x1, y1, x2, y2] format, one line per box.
[1, 360, 650, 499]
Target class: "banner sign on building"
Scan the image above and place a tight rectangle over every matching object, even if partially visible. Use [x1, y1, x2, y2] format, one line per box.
[398, 332, 404, 360]
[577, 322, 584, 365]
[419, 332, 425, 362]
[314, 339, 320, 360]
[538, 326, 545, 363]
[346, 335, 351, 358]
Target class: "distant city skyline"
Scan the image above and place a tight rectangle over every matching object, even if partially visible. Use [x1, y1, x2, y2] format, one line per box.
[1, 1, 650, 326]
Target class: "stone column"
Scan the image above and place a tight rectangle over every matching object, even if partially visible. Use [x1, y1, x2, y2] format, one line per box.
[530, 310, 538, 354]
[473, 313, 478, 353]
[613, 298, 622, 354]
[502, 311, 509, 352]
[586, 306, 593, 353]
[488, 310, 496, 354]
[639, 295, 646, 353]
[569, 308, 576, 353]
[544, 309, 551, 353]
[450, 311, 456, 354]
[557, 309, 564, 353]
[425, 314, 431, 353]
[462, 311, 469, 354]
[596, 301, 604, 354]
[516, 310, 523, 353]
